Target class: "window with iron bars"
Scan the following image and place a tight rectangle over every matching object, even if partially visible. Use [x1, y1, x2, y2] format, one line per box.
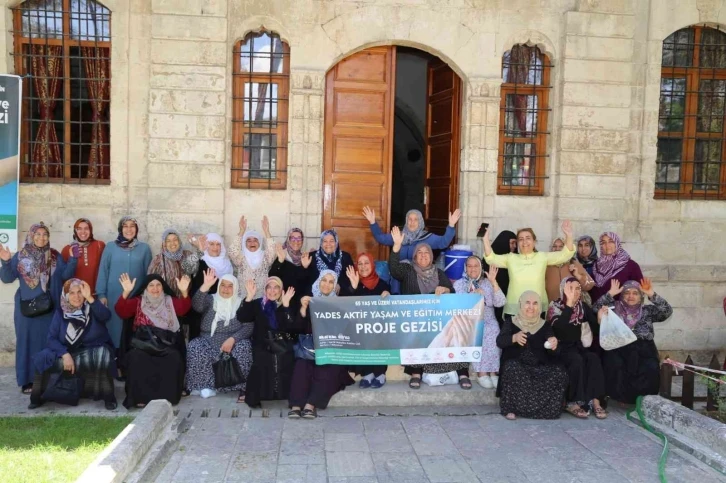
[231, 31, 289, 189]
[657, 26, 726, 200]
[497, 44, 551, 196]
[12, 0, 111, 184]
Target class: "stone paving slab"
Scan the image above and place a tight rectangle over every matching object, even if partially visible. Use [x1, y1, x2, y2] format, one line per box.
[151, 407, 726, 483]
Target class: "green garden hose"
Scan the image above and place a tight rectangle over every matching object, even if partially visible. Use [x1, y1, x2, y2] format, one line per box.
[627, 395, 669, 483]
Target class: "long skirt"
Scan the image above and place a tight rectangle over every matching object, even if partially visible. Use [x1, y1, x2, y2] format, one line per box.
[499, 359, 568, 419]
[473, 319, 501, 373]
[559, 346, 606, 404]
[123, 347, 185, 408]
[186, 337, 252, 392]
[14, 295, 53, 387]
[603, 338, 660, 404]
[245, 345, 296, 408]
[30, 345, 116, 406]
[404, 363, 470, 376]
[288, 359, 354, 409]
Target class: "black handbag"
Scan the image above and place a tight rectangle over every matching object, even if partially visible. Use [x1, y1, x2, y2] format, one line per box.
[264, 330, 292, 355]
[42, 371, 84, 406]
[212, 352, 244, 388]
[20, 292, 54, 318]
[294, 334, 315, 360]
[130, 325, 176, 356]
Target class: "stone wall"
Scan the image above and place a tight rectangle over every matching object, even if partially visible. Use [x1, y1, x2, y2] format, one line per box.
[0, 0, 724, 366]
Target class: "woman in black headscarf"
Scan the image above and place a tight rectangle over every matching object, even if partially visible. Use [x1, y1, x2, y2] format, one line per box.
[482, 230, 517, 327]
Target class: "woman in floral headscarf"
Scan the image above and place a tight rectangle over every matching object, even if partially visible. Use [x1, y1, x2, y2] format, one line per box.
[61, 218, 106, 292]
[593, 279, 673, 404]
[30, 278, 117, 410]
[0, 223, 77, 392]
[148, 229, 199, 296]
[95, 216, 152, 349]
[301, 229, 354, 295]
[589, 232, 643, 303]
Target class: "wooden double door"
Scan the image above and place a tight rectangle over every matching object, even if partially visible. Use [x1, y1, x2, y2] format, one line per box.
[323, 46, 462, 259]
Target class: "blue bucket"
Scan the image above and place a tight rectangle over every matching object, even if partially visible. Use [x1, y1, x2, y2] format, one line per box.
[443, 249, 473, 280]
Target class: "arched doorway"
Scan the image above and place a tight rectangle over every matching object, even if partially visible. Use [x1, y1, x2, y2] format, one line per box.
[322, 46, 462, 259]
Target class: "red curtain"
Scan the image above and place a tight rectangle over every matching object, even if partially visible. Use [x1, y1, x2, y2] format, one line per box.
[30, 44, 63, 178]
[81, 46, 110, 179]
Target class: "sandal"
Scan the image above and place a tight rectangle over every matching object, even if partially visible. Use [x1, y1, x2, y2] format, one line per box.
[593, 406, 608, 419]
[565, 404, 589, 419]
[287, 409, 301, 419]
[505, 413, 516, 420]
[237, 391, 245, 404]
[181, 389, 190, 397]
[21, 383, 33, 394]
[301, 408, 317, 419]
[458, 377, 472, 390]
[408, 376, 421, 389]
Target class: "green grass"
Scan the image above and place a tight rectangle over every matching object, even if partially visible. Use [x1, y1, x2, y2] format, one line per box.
[0, 416, 133, 483]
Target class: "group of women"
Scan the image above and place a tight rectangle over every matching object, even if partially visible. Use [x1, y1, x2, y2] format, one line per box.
[0, 207, 672, 419]
[479, 225, 673, 420]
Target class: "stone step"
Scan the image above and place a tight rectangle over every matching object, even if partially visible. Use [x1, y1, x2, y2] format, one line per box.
[328, 381, 499, 407]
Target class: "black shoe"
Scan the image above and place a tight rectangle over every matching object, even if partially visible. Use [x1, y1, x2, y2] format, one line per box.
[27, 401, 43, 410]
[301, 408, 317, 419]
[105, 401, 118, 410]
[287, 409, 301, 419]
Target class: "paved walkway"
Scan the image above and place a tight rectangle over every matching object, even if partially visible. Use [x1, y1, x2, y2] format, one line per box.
[150, 406, 725, 483]
[1, 368, 724, 482]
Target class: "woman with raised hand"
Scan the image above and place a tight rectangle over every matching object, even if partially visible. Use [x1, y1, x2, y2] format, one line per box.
[0, 223, 77, 393]
[588, 232, 644, 303]
[483, 221, 575, 317]
[187, 269, 252, 402]
[238, 277, 298, 408]
[453, 256, 506, 389]
[148, 229, 199, 297]
[30, 279, 117, 410]
[388, 226, 470, 390]
[302, 229, 354, 296]
[190, 232, 235, 295]
[114, 273, 191, 408]
[496, 291, 568, 420]
[363, 206, 461, 294]
[287, 270, 354, 419]
[228, 215, 277, 299]
[61, 218, 105, 292]
[344, 253, 391, 388]
[547, 278, 608, 419]
[95, 216, 153, 350]
[482, 230, 517, 327]
[545, 237, 594, 306]
[268, 232, 310, 307]
[593, 278, 672, 404]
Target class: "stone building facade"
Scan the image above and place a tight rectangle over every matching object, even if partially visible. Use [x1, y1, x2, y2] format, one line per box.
[0, 0, 724, 365]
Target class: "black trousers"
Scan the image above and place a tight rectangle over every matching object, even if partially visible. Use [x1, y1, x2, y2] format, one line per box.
[559, 348, 605, 404]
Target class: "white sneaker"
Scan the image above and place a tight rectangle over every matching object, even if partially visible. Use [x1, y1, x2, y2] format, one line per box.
[478, 376, 494, 389]
[490, 375, 499, 387]
[200, 388, 217, 399]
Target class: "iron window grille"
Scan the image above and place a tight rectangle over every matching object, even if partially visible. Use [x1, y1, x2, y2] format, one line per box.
[657, 25, 726, 200]
[12, 0, 111, 184]
[231, 30, 289, 189]
[498, 44, 552, 196]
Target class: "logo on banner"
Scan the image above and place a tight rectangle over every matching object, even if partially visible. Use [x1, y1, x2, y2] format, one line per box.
[0, 233, 7, 243]
[473, 351, 481, 359]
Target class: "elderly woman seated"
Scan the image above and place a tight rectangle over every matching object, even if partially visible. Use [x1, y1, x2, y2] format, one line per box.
[115, 273, 191, 408]
[496, 291, 568, 420]
[288, 270, 354, 419]
[30, 279, 117, 410]
[187, 269, 252, 401]
[593, 278, 672, 404]
[388, 227, 471, 390]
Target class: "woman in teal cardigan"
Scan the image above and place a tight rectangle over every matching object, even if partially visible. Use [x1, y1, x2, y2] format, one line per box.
[95, 216, 152, 349]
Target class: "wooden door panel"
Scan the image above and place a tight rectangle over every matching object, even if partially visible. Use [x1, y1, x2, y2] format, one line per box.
[324, 47, 396, 260]
[424, 58, 461, 237]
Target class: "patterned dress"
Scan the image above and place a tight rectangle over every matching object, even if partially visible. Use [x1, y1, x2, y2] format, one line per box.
[227, 234, 276, 299]
[186, 291, 253, 392]
[453, 277, 506, 373]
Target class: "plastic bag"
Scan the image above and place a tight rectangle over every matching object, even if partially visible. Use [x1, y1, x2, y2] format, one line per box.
[580, 322, 593, 348]
[422, 371, 459, 386]
[599, 308, 637, 351]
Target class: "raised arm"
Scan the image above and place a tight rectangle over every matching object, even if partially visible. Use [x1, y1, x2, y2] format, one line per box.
[363, 206, 394, 246]
[0, 250, 18, 284]
[388, 229, 412, 282]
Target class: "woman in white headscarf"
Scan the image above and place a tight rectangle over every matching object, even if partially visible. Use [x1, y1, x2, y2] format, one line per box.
[228, 215, 277, 299]
[187, 269, 252, 402]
